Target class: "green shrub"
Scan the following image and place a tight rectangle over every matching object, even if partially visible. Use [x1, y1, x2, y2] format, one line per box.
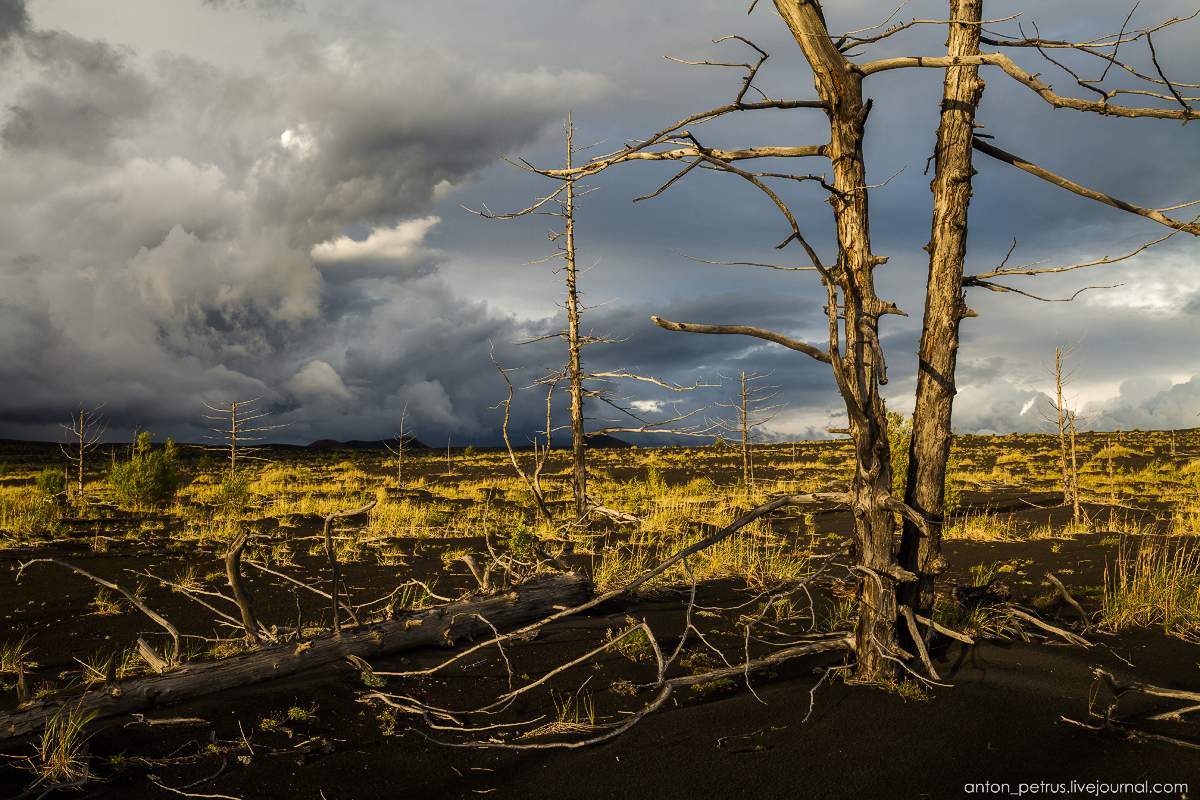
[213, 469, 252, 515]
[35, 467, 66, 497]
[507, 524, 538, 558]
[108, 432, 185, 507]
[886, 411, 911, 493]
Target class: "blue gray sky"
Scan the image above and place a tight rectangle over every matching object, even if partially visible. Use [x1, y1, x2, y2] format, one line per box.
[0, 0, 1197, 445]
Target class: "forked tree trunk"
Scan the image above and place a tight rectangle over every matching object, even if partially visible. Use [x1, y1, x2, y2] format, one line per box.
[900, 0, 985, 617]
[775, 0, 900, 681]
[224, 526, 262, 645]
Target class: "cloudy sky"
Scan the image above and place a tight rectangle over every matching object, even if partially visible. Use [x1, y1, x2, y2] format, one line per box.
[0, 0, 1196, 445]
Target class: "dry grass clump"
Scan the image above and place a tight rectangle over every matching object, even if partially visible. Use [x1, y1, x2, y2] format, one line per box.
[593, 522, 810, 593]
[24, 703, 97, 787]
[0, 485, 63, 542]
[942, 511, 1015, 541]
[1102, 537, 1200, 639]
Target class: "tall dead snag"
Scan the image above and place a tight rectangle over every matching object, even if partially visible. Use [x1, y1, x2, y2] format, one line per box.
[470, 119, 589, 520]
[381, 404, 412, 487]
[522, 4, 931, 680]
[715, 371, 783, 498]
[899, 0, 984, 616]
[202, 397, 280, 477]
[1047, 345, 1082, 525]
[59, 406, 105, 503]
[882, 2, 1200, 617]
[772, 0, 907, 681]
[563, 119, 587, 519]
[471, 117, 712, 524]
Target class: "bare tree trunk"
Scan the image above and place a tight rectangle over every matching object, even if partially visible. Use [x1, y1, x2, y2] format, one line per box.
[76, 409, 85, 498]
[397, 414, 405, 485]
[323, 499, 376, 635]
[564, 118, 588, 519]
[224, 526, 262, 645]
[1055, 346, 1071, 506]
[740, 370, 751, 496]
[900, 0, 985, 618]
[775, 0, 900, 682]
[229, 399, 238, 476]
[1068, 408, 1081, 525]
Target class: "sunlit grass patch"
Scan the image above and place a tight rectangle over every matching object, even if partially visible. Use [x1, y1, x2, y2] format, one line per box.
[0, 486, 63, 542]
[1102, 537, 1200, 639]
[943, 511, 1015, 541]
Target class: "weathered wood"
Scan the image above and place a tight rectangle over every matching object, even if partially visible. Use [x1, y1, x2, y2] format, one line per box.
[900, 0, 984, 619]
[223, 526, 263, 646]
[0, 573, 591, 741]
[562, 118, 588, 521]
[774, 0, 902, 682]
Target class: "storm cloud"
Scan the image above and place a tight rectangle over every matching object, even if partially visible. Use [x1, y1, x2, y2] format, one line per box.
[0, 0, 1197, 445]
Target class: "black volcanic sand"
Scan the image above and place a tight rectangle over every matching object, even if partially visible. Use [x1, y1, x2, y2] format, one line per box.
[3, 538, 1200, 798]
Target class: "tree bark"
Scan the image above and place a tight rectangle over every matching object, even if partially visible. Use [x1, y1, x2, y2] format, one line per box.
[0, 573, 590, 742]
[564, 119, 588, 519]
[740, 370, 751, 497]
[900, 0, 984, 617]
[224, 526, 262, 645]
[774, 0, 899, 682]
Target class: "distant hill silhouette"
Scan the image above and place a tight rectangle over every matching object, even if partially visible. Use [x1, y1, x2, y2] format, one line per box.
[306, 436, 428, 451]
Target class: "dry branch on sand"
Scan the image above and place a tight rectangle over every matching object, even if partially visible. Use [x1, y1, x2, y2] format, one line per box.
[0, 573, 590, 741]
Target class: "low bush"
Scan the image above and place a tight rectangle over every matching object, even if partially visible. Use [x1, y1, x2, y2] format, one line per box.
[34, 467, 66, 497]
[108, 432, 185, 508]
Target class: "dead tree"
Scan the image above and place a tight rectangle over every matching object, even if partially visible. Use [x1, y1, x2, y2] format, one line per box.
[521, 4, 935, 680]
[470, 117, 713, 523]
[202, 397, 280, 477]
[492, 352, 559, 526]
[224, 525, 263, 646]
[714, 371, 784, 498]
[897, 0, 1200, 616]
[59, 406, 105, 503]
[381, 403, 412, 487]
[322, 499, 378, 636]
[1044, 345, 1083, 525]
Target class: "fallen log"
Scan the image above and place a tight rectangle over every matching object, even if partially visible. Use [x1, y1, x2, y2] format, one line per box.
[0, 572, 591, 741]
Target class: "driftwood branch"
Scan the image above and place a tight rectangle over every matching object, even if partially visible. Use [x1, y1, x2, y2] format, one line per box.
[0, 573, 590, 741]
[17, 558, 182, 669]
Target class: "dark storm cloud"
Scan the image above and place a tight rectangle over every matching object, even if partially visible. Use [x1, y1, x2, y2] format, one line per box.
[0, 0, 27, 42]
[0, 0, 1196, 445]
[0, 3, 610, 444]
